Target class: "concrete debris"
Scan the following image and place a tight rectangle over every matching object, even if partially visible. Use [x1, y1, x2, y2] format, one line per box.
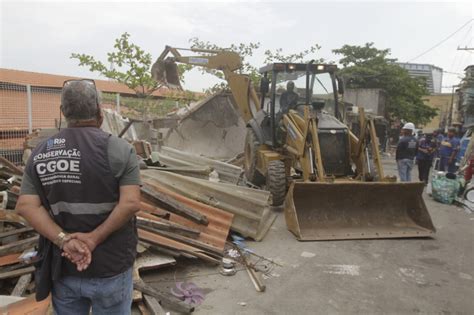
[162, 91, 246, 160]
[300, 251, 316, 258]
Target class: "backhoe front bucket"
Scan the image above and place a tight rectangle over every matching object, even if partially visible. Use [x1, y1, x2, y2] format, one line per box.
[284, 181, 435, 241]
[151, 59, 182, 89]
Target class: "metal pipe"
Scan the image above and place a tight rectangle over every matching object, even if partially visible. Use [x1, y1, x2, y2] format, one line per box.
[26, 84, 32, 134]
[306, 60, 315, 105]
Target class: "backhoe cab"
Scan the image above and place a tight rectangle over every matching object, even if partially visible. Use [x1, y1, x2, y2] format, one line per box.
[245, 62, 351, 202]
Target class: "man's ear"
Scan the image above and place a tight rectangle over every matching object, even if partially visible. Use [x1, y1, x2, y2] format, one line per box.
[97, 109, 104, 128]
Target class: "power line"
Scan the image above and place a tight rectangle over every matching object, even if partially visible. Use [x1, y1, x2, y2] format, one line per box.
[408, 19, 473, 62]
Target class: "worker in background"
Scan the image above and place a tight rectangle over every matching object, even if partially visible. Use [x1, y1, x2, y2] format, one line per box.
[431, 128, 444, 170]
[280, 81, 299, 114]
[439, 127, 461, 173]
[15, 80, 141, 314]
[396, 122, 417, 182]
[416, 133, 437, 184]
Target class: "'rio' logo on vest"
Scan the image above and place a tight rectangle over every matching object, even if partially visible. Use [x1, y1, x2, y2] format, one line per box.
[47, 138, 66, 149]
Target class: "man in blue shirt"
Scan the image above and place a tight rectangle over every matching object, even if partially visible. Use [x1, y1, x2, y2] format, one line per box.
[396, 123, 418, 182]
[439, 127, 460, 173]
[416, 133, 437, 184]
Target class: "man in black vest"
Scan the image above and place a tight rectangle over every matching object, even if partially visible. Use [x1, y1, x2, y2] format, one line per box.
[16, 79, 141, 314]
[396, 122, 418, 182]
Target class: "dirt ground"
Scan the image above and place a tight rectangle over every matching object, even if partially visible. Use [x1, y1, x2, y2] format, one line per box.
[143, 158, 474, 315]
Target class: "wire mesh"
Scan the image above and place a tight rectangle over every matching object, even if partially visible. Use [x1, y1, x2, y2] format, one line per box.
[0, 83, 61, 165]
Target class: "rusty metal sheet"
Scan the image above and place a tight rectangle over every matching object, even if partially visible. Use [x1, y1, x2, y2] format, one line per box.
[141, 179, 233, 251]
[141, 170, 276, 241]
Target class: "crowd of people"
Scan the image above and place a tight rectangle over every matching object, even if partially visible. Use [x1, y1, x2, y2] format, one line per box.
[395, 123, 462, 183]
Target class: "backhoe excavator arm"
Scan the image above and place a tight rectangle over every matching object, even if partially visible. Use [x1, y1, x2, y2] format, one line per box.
[152, 46, 260, 123]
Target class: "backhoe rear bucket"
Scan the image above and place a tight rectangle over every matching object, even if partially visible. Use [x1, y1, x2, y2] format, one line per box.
[284, 181, 435, 241]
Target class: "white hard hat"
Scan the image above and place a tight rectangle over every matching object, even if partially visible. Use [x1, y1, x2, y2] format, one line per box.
[402, 122, 415, 131]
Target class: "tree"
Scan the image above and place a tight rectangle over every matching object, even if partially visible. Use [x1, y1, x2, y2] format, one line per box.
[189, 38, 323, 93]
[71, 32, 195, 117]
[71, 32, 160, 97]
[333, 43, 437, 126]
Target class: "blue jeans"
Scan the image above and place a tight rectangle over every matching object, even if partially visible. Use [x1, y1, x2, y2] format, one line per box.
[439, 156, 457, 173]
[52, 267, 133, 315]
[397, 159, 414, 182]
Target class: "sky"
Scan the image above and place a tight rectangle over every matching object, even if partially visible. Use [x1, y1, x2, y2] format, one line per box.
[1, 0, 473, 93]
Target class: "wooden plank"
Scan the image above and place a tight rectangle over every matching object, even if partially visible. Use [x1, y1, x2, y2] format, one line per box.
[139, 225, 221, 257]
[140, 201, 169, 219]
[0, 209, 28, 224]
[0, 236, 38, 256]
[141, 185, 208, 225]
[0, 156, 24, 176]
[143, 294, 166, 315]
[0, 252, 22, 267]
[0, 227, 34, 239]
[11, 273, 32, 296]
[137, 301, 151, 315]
[132, 263, 143, 302]
[137, 215, 200, 238]
[138, 229, 219, 264]
[0, 295, 51, 315]
[134, 279, 194, 314]
[136, 252, 176, 272]
[0, 266, 34, 280]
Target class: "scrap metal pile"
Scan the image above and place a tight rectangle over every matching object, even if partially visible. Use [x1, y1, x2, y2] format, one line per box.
[0, 135, 279, 313]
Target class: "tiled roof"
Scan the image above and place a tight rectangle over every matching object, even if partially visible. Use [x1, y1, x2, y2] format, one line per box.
[0, 68, 171, 97]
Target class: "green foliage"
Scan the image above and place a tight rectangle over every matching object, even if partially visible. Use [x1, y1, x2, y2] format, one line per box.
[71, 32, 198, 118]
[189, 38, 323, 94]
[333, 43, 437, 126]
[189, 38, 261, 93]
[71, 32, 159, 97]
[263, 44, 323, 64]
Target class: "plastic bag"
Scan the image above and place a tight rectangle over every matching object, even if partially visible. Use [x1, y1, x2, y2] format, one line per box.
[431, 175, 460, 204]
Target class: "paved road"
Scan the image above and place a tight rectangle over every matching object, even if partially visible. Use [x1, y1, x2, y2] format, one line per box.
[146, 158, 474, 314]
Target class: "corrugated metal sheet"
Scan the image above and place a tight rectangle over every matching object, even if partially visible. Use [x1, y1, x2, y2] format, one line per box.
[141, 170, 276, 241]
[140, 179, 233, 252]
[153, 146, 243, 183]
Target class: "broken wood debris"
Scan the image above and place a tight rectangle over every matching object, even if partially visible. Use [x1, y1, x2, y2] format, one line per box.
[141, 185, 209, 225]
[134, 279, 195, 314]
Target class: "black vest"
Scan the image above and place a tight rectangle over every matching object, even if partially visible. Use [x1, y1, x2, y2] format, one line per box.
[396, 135, 417, 160]
[27, 127, 137, 278]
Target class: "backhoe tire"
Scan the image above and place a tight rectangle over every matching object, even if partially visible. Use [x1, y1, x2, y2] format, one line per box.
[266, 160, 287, 206]
[244, 128, 264, 185]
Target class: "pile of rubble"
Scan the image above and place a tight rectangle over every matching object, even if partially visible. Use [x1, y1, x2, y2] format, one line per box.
[0, 136, 279, 313]
[0, 157, 42, 312]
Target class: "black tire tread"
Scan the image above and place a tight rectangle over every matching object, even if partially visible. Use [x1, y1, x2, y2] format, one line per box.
[267, 160, 287, 206]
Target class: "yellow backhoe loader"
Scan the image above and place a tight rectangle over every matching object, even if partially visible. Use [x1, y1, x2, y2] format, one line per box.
[152, 46, 435, 240]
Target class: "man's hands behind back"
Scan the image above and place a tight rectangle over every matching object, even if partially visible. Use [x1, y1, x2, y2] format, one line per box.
[62, 238, 92, 271]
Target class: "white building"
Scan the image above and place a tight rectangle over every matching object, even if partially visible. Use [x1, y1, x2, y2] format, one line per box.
[395, 62, 443, 94]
